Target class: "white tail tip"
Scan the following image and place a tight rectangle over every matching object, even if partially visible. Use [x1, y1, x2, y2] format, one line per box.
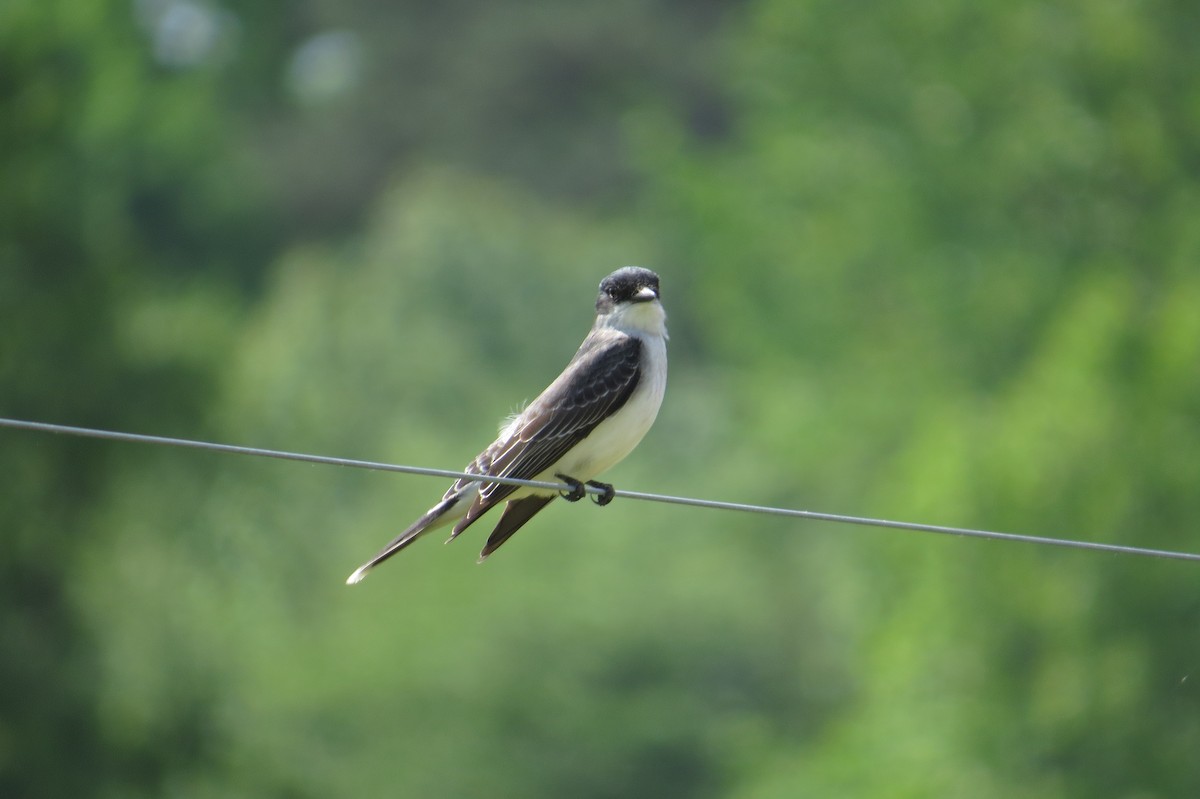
[345, 567, 369, 585]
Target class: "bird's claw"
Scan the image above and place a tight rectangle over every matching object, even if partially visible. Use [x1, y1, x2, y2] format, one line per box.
[586, 480, 615, 506]
[557, 473, 587, 502]
[556, 474, 615, 505]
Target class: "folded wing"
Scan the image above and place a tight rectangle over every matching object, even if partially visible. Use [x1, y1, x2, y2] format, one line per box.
[451, 333, 643, 537]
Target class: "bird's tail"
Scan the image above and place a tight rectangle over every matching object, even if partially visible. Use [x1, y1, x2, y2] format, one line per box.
[345, 490, 469, 585]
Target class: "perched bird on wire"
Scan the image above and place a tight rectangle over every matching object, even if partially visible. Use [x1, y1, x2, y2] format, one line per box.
[347, 266, 668, 584]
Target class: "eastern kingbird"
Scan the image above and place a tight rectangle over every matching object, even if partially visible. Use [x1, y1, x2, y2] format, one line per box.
[346, 266, 668, 584]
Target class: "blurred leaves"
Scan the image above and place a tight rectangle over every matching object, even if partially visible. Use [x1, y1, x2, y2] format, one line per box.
[4, 0, 1200, 797]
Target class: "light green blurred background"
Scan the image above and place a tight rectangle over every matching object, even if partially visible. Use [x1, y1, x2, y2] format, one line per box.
[4, 1, 1200, 796]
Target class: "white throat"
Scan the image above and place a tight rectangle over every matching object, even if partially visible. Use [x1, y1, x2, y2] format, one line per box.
[598, 300, 668, 340]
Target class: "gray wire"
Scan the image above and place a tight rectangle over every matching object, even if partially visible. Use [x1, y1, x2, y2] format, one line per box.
[3, 416, 1198, 563]
[0, 417, 567, 492]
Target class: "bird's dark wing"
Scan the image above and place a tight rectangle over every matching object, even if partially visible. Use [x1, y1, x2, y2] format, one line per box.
[479, 495, 556, 559]
[450, 333, 642, 535]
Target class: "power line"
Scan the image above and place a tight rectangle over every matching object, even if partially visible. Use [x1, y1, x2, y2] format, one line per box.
[3, 415, 1198, 564]
[0, 417, 566, 492]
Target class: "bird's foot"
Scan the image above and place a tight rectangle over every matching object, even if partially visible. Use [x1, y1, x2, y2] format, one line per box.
[586, 480, 615, 506]
[557, 473, 587, 502]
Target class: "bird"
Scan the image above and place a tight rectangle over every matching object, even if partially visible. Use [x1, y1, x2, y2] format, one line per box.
[346, 266, 668, 584]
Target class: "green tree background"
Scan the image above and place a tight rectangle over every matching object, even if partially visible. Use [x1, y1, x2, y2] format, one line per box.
[3, 0, 1199, 796]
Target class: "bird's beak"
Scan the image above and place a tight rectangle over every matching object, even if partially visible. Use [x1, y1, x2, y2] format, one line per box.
[633, 286, 658, 303]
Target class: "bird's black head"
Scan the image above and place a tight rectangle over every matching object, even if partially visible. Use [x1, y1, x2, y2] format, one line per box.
[596, 266, 660, 314]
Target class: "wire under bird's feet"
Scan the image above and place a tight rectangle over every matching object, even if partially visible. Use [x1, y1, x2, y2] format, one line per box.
[4, 417, 1200, 567]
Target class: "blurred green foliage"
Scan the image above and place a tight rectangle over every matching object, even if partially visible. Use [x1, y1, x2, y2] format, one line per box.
[3, 0, 1200, 796]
